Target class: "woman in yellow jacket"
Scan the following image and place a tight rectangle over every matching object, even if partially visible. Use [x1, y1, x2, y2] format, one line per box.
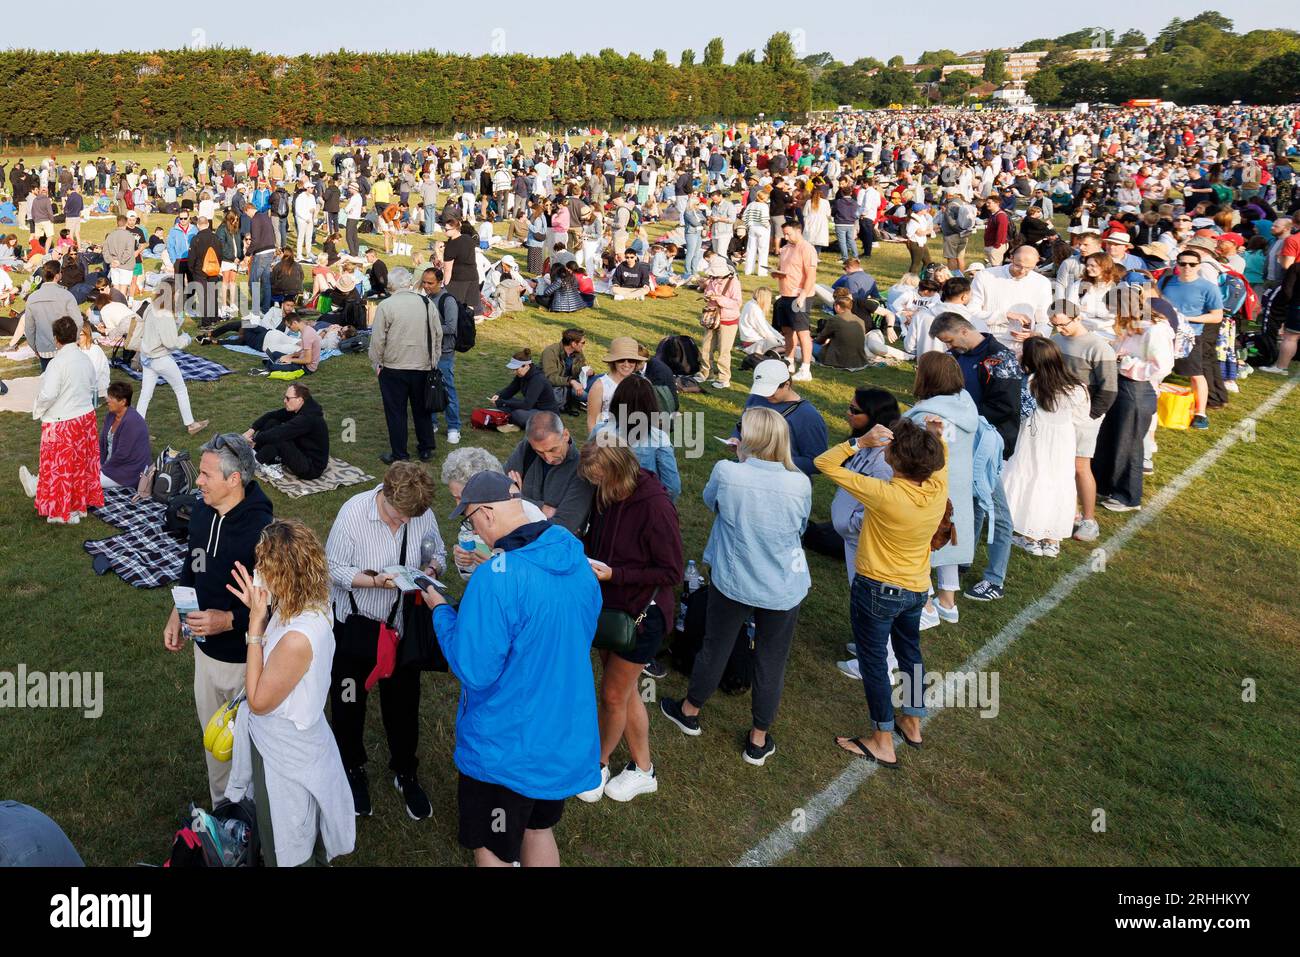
[815, 416, 947, 769]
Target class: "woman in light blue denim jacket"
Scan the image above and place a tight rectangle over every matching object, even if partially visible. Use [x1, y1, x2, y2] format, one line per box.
[589, 375, 681, 502]
[658, 407, 810, 767]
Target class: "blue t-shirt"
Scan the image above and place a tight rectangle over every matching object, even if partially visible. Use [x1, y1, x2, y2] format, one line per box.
[1159, 276, 1223, 335]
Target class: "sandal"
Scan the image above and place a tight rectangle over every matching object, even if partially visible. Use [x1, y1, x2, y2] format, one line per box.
[186, 419, 210, 435]
[894, 722, 923, 750]
[834, 735, 899, 769]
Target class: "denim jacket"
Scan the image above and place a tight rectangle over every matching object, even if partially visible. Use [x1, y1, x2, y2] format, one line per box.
[702, 458, 811, 611]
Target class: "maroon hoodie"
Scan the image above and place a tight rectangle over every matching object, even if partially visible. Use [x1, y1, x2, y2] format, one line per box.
[582, 469, 684, 632]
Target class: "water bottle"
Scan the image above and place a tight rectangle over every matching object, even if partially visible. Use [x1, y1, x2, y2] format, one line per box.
[676, 560, 703, 632]
[419, 528, 442, 572]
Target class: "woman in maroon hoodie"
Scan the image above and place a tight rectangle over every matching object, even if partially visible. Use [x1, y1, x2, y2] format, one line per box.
[576, 438, 684, 805]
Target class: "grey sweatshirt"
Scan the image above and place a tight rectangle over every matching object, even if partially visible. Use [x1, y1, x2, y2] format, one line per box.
[1053, 331, 1119, 420]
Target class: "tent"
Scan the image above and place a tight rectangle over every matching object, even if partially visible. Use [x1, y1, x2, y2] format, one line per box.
[256, 138, 274, 150]
[216, 140, 234, 152]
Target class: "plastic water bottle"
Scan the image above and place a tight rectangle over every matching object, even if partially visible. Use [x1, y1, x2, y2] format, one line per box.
[677, 560, 703, 632]
[419, 528, 442, 572]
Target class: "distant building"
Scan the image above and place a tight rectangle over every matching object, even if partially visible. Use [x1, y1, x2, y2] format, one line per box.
[929, 47, 1145, 83]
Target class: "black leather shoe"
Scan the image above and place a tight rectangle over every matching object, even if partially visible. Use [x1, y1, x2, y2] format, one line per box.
[418, 449, 434, 462]
[379, 452, 408, 465]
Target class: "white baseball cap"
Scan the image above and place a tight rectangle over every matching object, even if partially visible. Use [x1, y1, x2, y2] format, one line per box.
[750, 359, 791, 398]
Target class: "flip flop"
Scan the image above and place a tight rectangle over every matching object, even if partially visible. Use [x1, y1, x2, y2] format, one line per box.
[834, 735, 899, 769]
[894, 724, 923, 750]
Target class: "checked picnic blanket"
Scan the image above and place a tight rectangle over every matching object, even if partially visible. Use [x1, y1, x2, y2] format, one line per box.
[83, 486, 186, 589]
[116, 351, 233, 383]
[263, 456, 374, 498]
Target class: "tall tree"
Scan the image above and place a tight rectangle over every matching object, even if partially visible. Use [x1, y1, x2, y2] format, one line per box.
[703, 37, 725, 67]
[983, 50, 1006, 84]
[763, 32, 797, 71]
[887, 54, 905, 68]
[652, 49, 667, 63]
[680, 49, 696, 67]
[1116, 29, 1147, 47]
[736, 50, 757, 65]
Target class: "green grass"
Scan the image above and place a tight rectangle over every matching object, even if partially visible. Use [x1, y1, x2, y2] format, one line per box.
[2, 192, 1298, 867]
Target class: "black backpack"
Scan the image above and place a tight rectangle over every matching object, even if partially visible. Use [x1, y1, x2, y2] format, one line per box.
[655, 334, 701, 377]
[149, 448, 198, 505]
[269, 190, 289, 218]
[165, 489, 203, 537]
[669, 586, 752, 694]
[438, 290, 475, 353]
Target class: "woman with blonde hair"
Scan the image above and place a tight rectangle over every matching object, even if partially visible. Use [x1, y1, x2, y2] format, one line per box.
[576, 438, 683, 802]
[224, 519, 356, 867]
[659, 406, 811, 767]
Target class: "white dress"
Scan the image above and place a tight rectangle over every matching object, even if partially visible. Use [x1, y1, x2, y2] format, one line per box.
[1002, 383, 1090, 541]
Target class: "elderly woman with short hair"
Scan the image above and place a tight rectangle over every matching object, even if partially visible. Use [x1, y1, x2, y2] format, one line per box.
[440, 446, 546, 578]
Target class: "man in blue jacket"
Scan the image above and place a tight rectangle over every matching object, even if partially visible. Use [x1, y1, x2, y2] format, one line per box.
[166, 212, 198, 281]
[424, 471, 601, 867]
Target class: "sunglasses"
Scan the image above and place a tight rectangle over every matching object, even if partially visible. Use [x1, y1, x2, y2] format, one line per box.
[1177, 261, 1199, 267]
[848, 404, 864, 415]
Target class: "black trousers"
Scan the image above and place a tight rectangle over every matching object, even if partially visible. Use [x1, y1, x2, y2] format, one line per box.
[346, 220, 359, 257]
[378, 367, 435, 459]
[255, 439, 325, 480]
[328, 615, 421, 776]
[857, 218, 875, 258]
[1202, 323, 1227, 407]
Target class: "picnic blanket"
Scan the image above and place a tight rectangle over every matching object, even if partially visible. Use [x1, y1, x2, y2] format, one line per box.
[0, 375, 40, 414]
[83, 486, 186, 589]
[262, 456, 374, 498]
[118, 351, 233, 383]
[2, 345, 36, 361]
[222, 343, 344, 362]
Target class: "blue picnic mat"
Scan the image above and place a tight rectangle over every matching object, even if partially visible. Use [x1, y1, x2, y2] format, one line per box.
[116, 351, 233, 383]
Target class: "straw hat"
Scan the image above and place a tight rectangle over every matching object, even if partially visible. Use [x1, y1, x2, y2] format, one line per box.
[604, 336, 643, 364]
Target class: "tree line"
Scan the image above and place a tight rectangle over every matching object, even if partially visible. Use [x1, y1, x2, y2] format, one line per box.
[0, 41, 810, 144]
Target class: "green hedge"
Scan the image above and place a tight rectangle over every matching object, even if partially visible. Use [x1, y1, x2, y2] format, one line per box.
[0, 49, 811, 141]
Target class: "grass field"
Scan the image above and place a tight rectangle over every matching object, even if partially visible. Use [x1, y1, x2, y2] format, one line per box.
[1, 179, 1298, 868]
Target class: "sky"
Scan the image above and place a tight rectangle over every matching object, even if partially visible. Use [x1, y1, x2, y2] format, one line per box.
[4, 2, 1296, 64]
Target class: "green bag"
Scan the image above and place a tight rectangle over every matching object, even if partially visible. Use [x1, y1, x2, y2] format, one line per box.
[592, 606, 649, 654]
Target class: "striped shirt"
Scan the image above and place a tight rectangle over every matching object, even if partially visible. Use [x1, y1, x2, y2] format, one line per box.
[325, 485, 446, 626]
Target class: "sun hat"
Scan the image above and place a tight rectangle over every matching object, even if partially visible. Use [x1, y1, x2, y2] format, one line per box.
[604, 336, 642, 364]
[506, 348, 533, 370]
[750, 358, 791, 398]
[1103, 231, 1134, 247]
[704, 258, 733, 278]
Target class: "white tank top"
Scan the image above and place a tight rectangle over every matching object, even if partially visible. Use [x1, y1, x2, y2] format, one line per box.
[261, 607, 335, 732]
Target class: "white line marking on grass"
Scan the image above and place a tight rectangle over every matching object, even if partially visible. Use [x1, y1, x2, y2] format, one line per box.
[736, 376, 1298, 867]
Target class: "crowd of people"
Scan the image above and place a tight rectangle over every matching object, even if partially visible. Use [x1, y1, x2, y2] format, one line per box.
[4, 101, 1300, 866]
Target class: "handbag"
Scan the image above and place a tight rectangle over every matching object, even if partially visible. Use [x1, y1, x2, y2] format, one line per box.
[593, 604, 650, 654]
[422, 298, 448, 413]
[930, 499, 957, 552]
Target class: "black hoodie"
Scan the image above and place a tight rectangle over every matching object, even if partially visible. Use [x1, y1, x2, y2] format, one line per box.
[250, 397, 330, 476]
[179, 481, 275, 663]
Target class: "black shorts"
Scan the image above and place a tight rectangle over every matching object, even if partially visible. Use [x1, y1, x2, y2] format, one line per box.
[457, 773, 565, 863]
[1284, 306, 1300, 335]
[773, 296, 810, 333]
[613, 602, 666, 665]
[1173, 325, 1212, 377]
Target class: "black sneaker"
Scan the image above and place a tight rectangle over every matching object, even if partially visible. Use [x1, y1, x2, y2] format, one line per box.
[743, 734, 776, 766]
[394, 773, 432, 820]
[379, 451, 408, 465]
[963, 580, 1004, 602]
[659, 697, 701, 736]
[346, 766, 372, 817]
[642, 658, 669, 680]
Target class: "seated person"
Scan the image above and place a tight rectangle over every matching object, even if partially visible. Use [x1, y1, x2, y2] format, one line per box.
[91, 293, 137, 341]
[242, 382, 329, 481]
[535, 263, 588, 313]
[98, 381, 152, 489]
[813, 289, 869, 369]
[649, 241, 683, 285]
[364, 247, 389, 298]
[610, 249, 653, 300]
[738, 287, 784, 356]
[263, 311, 321, 374]
[141, 228, 167, 259]
[491, 348, 561, 430]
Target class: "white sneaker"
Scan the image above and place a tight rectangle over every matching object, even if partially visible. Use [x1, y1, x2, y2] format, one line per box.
[1224, 381, 1239, 393]
[446, 429, 461, 444]
[497, 423, 521, 433]
[837, 658, 862, 679]
[792, 365, 813, 382]
[711, 381, 730, 389]
[576, 764, 609, 803]
[935, 602, 959, 624]
[1041, 540, 1061, 558]
[604, 762, 658, 802]
[19, 465, 37, 498]
[845, 641, 858, 656]
[920, 605, 940, 630]
[258, 463, 285, 482]
[1256, 365, 1289, 375]
[1073, 518, 1100, 542]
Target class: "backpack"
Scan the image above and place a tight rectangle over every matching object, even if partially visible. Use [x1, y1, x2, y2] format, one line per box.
[437, 290, 475, 353]
[165, 489, 203, 537]
[471, 408, 511, 430]
[269, 190, 289, 217]
[144, 447, 198, 505]
[1002, 210, 1021, 249]
[1217, 269, 1256, 322]
[165, 799, 260, 868]
[338, 329, 370, 353]
[201, 245, 221, 278]
[668, 585, 751, 694]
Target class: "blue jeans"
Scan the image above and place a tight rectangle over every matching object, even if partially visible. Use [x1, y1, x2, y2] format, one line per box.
[431, 353, 461, 431]
[971, 476, 1013, 587]
[684, 232, 702, 274]
[422, 212, 435, 235]
[274, 217, 288, 249]
[850, 576, 928, 732]
[249, 249, 276, 316]
[835, 223, 857, 261]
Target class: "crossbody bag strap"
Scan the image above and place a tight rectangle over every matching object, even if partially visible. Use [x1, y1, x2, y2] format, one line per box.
[387, 523, 409, 627]
[423, 296, 434, 366]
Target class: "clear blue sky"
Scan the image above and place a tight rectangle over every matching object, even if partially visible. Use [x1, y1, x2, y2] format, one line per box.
[5, 2, 1295, 63]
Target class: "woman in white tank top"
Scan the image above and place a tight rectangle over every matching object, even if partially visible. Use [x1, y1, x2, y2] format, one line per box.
[224, 519, 355, 867]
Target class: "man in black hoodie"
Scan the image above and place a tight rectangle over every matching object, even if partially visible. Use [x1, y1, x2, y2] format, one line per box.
[932, 313, 1023, 603]
[244, 383, 330, 481]
[162, 433, 274, 805]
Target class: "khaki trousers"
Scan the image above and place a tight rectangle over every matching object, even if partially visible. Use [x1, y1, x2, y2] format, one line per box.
[698, 322, 738, 386]
[193, 643, 247, 806]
